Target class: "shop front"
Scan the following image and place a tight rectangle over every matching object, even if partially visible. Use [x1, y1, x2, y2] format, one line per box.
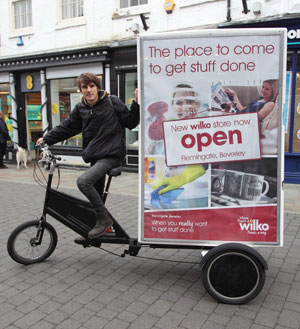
[0, 73, 14, 162]
[110, 46, 139, 172]
[45, 63, 104, 167]
[0, 75, 12, 141]
[0, 45, 142, 171]
[0, 47, 109, 167]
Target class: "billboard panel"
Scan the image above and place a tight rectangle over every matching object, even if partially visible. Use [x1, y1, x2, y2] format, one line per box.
[138, 28, 286, 247]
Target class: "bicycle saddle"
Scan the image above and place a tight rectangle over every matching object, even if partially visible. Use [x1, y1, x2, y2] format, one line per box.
[107, 166, 122, 177]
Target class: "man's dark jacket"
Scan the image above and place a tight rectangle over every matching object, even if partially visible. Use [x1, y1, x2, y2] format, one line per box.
[0, 118, 10, 144]
[44, 91, 140, 163]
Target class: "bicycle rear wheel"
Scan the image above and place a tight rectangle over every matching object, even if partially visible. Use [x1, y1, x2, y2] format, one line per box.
[202, 248, 265, 304]
[7, 220, 58, 265]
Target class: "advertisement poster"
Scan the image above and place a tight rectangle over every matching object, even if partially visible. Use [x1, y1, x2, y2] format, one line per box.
[27, 104, 42, 120]
[139, 29, 286, 247]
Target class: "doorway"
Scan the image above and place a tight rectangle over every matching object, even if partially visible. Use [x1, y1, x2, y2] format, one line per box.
[25, 92, 43, 151]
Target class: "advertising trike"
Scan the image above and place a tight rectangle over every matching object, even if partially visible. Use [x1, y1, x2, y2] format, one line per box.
[7, 28, 286, 304]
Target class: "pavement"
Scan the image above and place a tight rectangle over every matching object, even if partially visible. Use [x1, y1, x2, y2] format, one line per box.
[0, 162, 300, 329]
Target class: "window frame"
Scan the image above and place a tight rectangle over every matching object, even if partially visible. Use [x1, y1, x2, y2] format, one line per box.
[60, 0, 84, 21]
[56, 0, 85, 30]
[10, 0, 33, 33]
[120, 0, 148, 9]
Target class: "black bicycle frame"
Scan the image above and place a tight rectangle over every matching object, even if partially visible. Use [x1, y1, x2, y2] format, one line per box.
[40, 162, 132, 244]
[38, 161, 209, 256]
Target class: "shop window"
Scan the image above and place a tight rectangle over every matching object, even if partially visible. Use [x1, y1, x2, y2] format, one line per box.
[0, 83, 13, 141]
[124, 72, 139, 149]
[120, 0, 147, 8]
[61, 0, 84, 20]
[284, 51, 293, 153]
[50, 75, 102, 147]
[12, 0, 32, 29]
[292, 51, 300, 153]
[26, 92, 42, 150]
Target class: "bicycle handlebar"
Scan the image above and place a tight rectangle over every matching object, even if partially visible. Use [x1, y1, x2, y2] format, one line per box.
[35, 143, 62, 163]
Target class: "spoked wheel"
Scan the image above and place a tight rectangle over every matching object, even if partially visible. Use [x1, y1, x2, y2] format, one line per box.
[7, 220, 58, 265]
[201, 244, 266, 304]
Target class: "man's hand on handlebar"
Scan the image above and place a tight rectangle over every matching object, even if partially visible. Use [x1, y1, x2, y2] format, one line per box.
[35, 138, 49, 154]
[36, 137, 44, 146]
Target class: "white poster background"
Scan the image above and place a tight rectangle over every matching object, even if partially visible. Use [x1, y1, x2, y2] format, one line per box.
[143, 35, 280, 89]
[142, 34, 281, 156]
[163, 113, 261, 166]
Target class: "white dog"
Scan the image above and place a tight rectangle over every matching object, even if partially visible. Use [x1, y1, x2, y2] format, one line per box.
[16, 146, 30, 169]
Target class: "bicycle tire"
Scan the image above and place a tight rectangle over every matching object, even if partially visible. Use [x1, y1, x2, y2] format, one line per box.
[202, 249, 265, 304]
[7, 220, 58, 265]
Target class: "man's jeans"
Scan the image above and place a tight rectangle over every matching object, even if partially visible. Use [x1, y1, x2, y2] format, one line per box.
[0, 143, 6, 166]
[77, 158, 120, 220]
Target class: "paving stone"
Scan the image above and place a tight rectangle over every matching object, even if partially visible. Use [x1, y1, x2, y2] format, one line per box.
[137, 288, 162, 304]
[263, 294, 285, 311]
[16, 300, 40, 313]
[226, 316, 252, 329]
[254, 308, 280, 328]
[14, 310, 48, 329]
[284, 301, 300, 313]
[250, 325, 272, 329]
[193, 298, 217, 314]
[103, 318, 130, 329]
[7, 293, 31, 307]
[97, 308, 118, 321]
[201, 320, 226, 329]
[56, 318, 82, 329]
[0, 309, 24, 328]
[44, 310, 70, 325]
[181, 310, 208, 328]
[70, 307, 95, 323]
[235, 307, 257, 320]
[278, 309, 300, 329]
[128, 313, 160, 329]
[117, 310, 138, 323]
[286, 288, 300, 304]
[208, 313, 231, 326]
[171, 296, 198, 315]
[60, 300, 83, 315]
[125, 300, 149, 315]
[146, 299, 172, 317]
[155, 311, 185, 329]
[84, 316, 108, 329]
[30, 321, 55, 329]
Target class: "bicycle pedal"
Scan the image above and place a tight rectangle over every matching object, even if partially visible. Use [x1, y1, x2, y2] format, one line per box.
[74, 238, 89, 246]
[74, 238, 102, 248]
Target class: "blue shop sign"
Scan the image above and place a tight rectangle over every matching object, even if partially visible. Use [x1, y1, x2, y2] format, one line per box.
[287, 27, 300, 45]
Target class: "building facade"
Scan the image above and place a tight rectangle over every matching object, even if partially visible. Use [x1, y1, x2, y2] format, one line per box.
[0, 0, 300, 180]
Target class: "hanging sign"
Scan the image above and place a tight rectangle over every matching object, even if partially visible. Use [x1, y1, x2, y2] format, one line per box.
[21, 72, 41, 92]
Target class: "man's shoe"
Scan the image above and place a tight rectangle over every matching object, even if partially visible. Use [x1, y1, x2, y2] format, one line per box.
[0, 165, 8, 169]
[88, 212, 113, 239]
[74, 236, 88, 245]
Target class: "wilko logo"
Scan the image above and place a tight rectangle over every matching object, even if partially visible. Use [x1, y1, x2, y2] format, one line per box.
[190, 121, 211, 130]
[239, 219, 269, 232]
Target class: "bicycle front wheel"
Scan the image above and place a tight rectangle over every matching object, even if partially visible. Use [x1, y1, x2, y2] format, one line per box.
[7, 220, 58, 265]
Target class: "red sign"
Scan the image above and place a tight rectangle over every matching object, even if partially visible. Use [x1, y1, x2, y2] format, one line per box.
[144, 205, 277, 243]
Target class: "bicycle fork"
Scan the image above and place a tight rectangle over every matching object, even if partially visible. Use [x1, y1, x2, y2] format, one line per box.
[34, 163, 56, 246]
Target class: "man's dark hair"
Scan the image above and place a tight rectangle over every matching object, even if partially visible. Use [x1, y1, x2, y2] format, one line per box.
[77, 72, 101, 91]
